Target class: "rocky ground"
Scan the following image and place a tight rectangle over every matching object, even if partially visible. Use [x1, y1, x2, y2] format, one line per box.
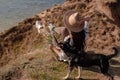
[0, 0, 120, 80]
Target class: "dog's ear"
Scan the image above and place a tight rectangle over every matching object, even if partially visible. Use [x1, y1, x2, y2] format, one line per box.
[64, 38, 71, 44]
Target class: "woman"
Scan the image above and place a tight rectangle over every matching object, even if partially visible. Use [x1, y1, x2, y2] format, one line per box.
[50, 10, 90, 61]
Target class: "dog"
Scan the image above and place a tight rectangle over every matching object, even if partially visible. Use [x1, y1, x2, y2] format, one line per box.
[58, 40, 120, 80]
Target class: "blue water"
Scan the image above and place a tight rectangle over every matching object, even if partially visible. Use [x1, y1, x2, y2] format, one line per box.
[0, 0, 65, 31]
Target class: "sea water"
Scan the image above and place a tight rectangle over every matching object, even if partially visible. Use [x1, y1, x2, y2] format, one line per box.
[0, 0, 65, 31]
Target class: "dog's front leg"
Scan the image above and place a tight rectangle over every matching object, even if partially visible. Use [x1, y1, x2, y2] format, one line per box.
[75, 66, 82, 79]
[63, 66, 73, 80]
[63, 61, 74, 80]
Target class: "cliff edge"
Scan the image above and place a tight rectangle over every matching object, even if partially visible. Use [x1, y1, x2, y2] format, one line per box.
[0, 0, 120, 80]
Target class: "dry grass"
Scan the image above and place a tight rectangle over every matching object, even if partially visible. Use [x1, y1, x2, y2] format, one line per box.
[25, 40, 120, 80]
[1, 0, 120, 79]
[0, 34, 120, 80]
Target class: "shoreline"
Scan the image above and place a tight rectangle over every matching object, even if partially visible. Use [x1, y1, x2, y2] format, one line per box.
[0, 0, 65, 32]
[0, 0, 120, 80]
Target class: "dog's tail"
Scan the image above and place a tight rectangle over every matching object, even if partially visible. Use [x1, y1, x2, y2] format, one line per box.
[107, 46, 120, 60]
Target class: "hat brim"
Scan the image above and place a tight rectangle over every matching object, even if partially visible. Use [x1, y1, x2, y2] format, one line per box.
[63, 10, 84, 32]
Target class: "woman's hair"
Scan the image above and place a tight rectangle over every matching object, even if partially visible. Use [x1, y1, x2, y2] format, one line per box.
[71, 30, 86, 51]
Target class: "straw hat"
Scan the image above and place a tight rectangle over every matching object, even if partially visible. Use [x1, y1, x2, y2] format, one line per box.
[63, 10, 84, 32]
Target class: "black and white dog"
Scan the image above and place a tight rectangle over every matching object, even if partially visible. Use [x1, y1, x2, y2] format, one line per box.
[58, 40, 120, 80]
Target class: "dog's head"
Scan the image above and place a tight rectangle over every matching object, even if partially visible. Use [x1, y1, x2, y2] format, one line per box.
[58, 38, 78, 54]
[58, 41, 70, 51]
[59, 37, 70, 48]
